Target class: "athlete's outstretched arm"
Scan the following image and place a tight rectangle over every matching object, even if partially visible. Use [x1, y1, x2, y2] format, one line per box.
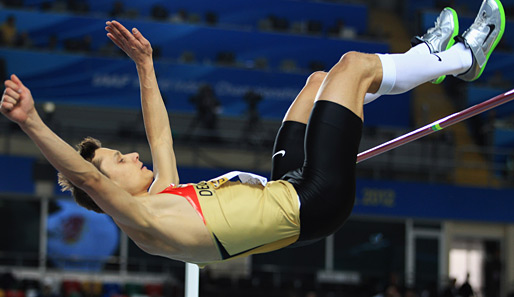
[106, 20, 179, 193]
[0, 75, 150, 227]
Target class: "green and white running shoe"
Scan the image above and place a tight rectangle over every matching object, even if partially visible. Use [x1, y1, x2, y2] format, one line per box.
[456, 0, 505, 82]
[411, 7, 460, 84]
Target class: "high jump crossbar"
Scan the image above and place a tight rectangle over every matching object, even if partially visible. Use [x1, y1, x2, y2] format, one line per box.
[357, 88, 514, 163]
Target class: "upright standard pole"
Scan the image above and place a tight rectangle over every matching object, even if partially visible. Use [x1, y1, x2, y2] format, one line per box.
[357, 89, 514, 163]
[185, 263, 200, 297]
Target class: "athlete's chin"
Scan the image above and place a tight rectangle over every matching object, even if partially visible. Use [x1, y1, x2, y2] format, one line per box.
[144, 170, 154, 182]
[140, 166, 152, 174]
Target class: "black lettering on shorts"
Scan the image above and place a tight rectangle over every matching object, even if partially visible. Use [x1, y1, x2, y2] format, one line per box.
[198, 190, 213, 196]
[196, 182, 214, 196]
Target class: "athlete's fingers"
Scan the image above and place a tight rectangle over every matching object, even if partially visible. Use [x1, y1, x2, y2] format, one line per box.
[4, 80, 21, 92]
[131, 27, 147, 44]
[2, 96, 17, 107]
[0, 101, 14, 112]
[4, 88, 21, 100]
[106, 32, 124, 49]
[105, 23, 124, 42]
[3, 88, 20, 101]
[131, 27, 152, 50]
[105, 24, 115, 36]
[3, 94, 16, 104]
[111, 20, 136, 43]
[10, 74, 25, 88]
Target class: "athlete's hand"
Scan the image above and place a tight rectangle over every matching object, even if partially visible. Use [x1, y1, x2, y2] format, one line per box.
[105, 20, 153, 66]
[1, 74, 37, 125]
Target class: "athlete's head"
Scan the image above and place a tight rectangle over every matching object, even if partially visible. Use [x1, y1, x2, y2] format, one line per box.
[58, 137, 153, 213]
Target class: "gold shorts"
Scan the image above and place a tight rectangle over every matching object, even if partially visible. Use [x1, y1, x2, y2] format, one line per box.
[194, 179, 300, 263]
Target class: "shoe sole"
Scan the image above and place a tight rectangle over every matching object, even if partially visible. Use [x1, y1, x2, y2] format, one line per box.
[433, 7, 460, 84]
[470, 0, 506, 81]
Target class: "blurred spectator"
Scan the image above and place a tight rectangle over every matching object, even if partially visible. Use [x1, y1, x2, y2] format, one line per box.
[108, 1, 138, 19]
[306, 20, 323, 35]
[216, 51, 236, 66]
[45, 34, 59, 51]
[82, 35, 92, 52]
[280, 59, 298, 73]
[259, 14, 289, 32]
[2, 0, 23, 8]
[187, 13, 202, 24]
[270, 15, 289, 31]
[457, 273, 474, 297]
[328, 18, 357, 39]
[205, 11, 218, 26]
[109, 0, 125, 18]
[98, 41, 123, 57]
[64, 35, 92, 53]
[241, 90, 263, 145]
[37, 277, 58, 297]
[40, 1, 53, 11]
[179, 50, 196, 63]
[151, 4, 169, 21]
[258, 16, 273, 31]
[49, 0, 67, 12]
[290, 21, 306, 34]
[309, 60, 325, 72]
[63, 38, 80, 51]
[67, 0, 89, 14]
[328, 19, 345, 36]
[188, 84, 221, 143]
[253, 57, 269, 70]
[441, 278, 457, 297]
[170, 9, 188, 23]
[14, 31, 33, 49]
[243, 90, 262, 122]
[0, 15, 17, 47]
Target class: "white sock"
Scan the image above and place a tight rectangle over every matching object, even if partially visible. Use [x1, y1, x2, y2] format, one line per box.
[364, 42, 472, 104]
[363, 93, 381, 104]
[387, 42, 472, 94]
[405, 42, 431, 55]
[364, 43, 431, 104]
[364, 54, 396, 104]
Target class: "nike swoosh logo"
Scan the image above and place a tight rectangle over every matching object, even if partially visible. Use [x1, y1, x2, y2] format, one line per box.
[433, 53, 442, 61]
[272, 150, 286, 158]
[484, 24, 495, 45]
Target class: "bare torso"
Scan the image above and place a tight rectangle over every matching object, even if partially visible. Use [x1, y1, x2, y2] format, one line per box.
[113, 193, 221, 263]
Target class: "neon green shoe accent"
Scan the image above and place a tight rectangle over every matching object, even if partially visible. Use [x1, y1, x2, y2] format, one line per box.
[433, 75, 447, 85]
[471, 0, 506, 82]
[433, 7, 459, 85]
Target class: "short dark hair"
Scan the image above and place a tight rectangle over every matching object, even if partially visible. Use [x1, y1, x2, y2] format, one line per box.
[58, 137, 104, 213]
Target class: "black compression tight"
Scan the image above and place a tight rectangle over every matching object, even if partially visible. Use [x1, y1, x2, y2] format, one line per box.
[271, 100, 363, 242]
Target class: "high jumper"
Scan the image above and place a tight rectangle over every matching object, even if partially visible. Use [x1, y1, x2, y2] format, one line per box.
[0, 0, 505, 266]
